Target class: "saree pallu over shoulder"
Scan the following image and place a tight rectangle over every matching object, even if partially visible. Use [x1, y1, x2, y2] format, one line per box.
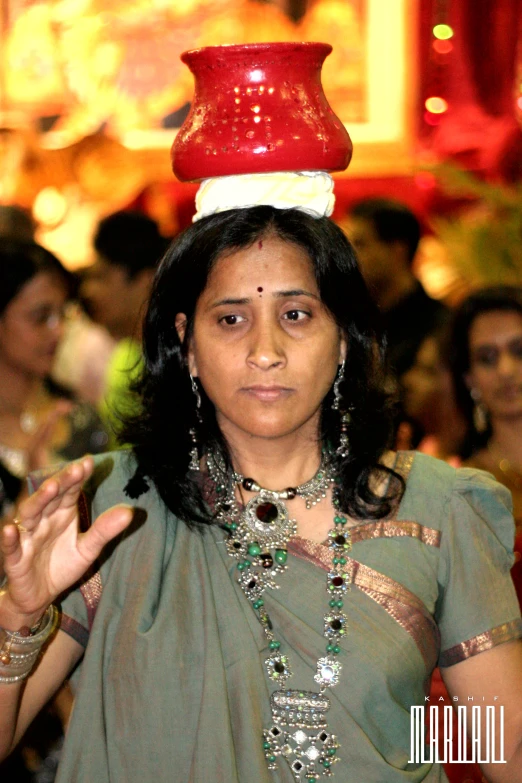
[289, 522, 441, 671]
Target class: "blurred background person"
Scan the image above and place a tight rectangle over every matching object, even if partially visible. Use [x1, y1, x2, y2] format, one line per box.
[451, 286, 522, 516]
[0, 238, 108, 782]
[79, 210, 170, 447]
[0, 203, 117, 414]
[345, 197, 449, 379]
[450, 285, 522, 604]
[50, 300, 117, 409]
[400, 325, 466, 464]
[421, 286, 522, 783]
[0, 239, 108, 523]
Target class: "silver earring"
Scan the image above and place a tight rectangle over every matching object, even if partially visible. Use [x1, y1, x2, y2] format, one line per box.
[332, 362, 351, 459]
[189, 375, 202, 472]
[336, 413, 351, 459]
[191, 374, 202, 410]
[332, 361, 345, 411]
[470, 388, 488, 433]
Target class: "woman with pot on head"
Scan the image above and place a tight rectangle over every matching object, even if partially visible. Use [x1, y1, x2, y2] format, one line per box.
[450, 285, 522, 604]
[1, 44, 522, 783]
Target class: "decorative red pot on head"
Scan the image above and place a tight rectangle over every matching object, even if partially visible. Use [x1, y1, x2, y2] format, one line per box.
[172, 42, 353, 182]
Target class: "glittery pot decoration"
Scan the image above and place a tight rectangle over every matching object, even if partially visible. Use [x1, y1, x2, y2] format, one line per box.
[171, 42, 353, 182]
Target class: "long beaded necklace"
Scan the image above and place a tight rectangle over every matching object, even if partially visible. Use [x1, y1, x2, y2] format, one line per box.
[207, 448, 352, 782]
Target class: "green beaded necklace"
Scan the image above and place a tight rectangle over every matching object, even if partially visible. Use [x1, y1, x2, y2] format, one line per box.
[208, 453, 351, 782]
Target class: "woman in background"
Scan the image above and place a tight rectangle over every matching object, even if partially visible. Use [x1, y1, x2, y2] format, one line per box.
[400, 325, 466, 465]
[450, 285, 522, 601]
[0, 239, 108, 522]
[0, 239, 108, 783]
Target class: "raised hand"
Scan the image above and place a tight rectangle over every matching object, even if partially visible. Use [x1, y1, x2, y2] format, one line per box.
[0, 457, 133, 628]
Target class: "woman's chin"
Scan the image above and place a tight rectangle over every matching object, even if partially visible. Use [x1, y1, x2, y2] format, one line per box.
[221, 413, 314, 442]
[493, 405, 522, 421]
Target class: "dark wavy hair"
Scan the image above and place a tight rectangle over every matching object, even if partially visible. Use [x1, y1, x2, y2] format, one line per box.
[348, 198, 421, 265]
[0, 239, 75, 317]
[450, 285, 522, 457]
[94, 210, 169, 279]
[122, 206, 402, 526]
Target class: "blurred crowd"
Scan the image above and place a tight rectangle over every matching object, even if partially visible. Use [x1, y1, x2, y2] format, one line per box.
[1, 194, 521, 782]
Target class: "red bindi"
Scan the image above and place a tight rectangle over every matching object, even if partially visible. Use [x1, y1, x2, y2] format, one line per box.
[257, 286, 263, 292]
[258, 240, 263, 249]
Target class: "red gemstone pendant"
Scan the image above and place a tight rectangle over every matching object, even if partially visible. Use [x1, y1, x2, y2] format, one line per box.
[256, 502, 278, 524]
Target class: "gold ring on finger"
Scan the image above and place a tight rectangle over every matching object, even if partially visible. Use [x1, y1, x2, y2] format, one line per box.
[13, 517, 27, 533]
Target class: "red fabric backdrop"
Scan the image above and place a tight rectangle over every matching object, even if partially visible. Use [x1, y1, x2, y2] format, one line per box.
[418, 0, 522, 181]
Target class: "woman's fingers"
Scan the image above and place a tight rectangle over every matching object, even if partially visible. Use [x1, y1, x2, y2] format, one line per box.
[1, 457, 135, 617]
[0, 523, 24, 563]
[18, 457, 94, 533]
[77, 505, 135, 564]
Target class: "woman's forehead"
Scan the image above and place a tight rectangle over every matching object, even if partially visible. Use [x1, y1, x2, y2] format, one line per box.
[470, 310, 522, 343]
[204, 236, 317, 295]
[13, 271, 68, 307]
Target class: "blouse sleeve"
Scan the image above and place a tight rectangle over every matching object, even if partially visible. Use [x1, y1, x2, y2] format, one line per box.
[436, 467, 522, 667]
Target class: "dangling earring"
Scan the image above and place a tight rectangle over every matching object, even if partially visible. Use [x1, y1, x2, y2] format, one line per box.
[189, 374, 202, 471]
[332, 361, 351, 459]
[470, 388, 488, 433]
[332, 361, 345, 411]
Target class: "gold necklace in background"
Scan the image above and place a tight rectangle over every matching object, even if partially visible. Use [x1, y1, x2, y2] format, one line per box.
[0, 385, 50, 436]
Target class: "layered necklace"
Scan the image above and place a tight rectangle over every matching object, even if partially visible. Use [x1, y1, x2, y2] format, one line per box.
[206, 448, 352, 781]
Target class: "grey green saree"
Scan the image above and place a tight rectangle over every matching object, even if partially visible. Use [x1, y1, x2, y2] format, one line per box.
[56, 450, 522, 782]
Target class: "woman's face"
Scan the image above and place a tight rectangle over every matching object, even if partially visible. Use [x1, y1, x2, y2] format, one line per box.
[177, 234, 346, 445]
[0, 272, 68, 378]
[466, 310, 522, 420]
[402, 337, 444, 427]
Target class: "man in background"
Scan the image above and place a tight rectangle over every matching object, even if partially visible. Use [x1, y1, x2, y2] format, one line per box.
[346, 198, 448, 379]
[81, 210, 169, 446]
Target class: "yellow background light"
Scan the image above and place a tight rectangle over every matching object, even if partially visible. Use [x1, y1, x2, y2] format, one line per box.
[425, 96, 448, 114]
[433, 24, 454, 40]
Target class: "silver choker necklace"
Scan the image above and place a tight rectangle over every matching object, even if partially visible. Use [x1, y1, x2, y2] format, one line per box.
[206, 449, 335, 553]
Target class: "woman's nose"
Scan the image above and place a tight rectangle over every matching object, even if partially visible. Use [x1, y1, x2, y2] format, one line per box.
[246, 321, 286, 370]
[497, 349, 517, 376]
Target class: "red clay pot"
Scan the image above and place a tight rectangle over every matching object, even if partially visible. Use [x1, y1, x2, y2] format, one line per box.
[172, 42, 352, 182]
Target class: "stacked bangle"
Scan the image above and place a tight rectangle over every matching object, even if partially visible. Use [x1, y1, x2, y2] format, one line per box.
[0, 605, 58, 684]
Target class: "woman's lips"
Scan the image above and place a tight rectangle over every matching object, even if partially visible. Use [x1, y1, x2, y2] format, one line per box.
[496, 385, 522, 401]
[242, 386, 294, 402]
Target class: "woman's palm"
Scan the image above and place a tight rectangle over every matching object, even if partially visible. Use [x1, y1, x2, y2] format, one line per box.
[1, 457, 133, 617]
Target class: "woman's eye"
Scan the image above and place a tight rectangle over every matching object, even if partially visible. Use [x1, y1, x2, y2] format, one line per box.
[474, 348, 498, 367]
[219, 314, 245, 326]
[509, 340, 522, 359]
[28, 306, 66, 327]
[30, 308, 53, 326]
[283, 309, 309, 322]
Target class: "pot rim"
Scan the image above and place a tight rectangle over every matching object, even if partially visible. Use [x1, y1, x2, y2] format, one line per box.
[181, 41, 333, 65]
